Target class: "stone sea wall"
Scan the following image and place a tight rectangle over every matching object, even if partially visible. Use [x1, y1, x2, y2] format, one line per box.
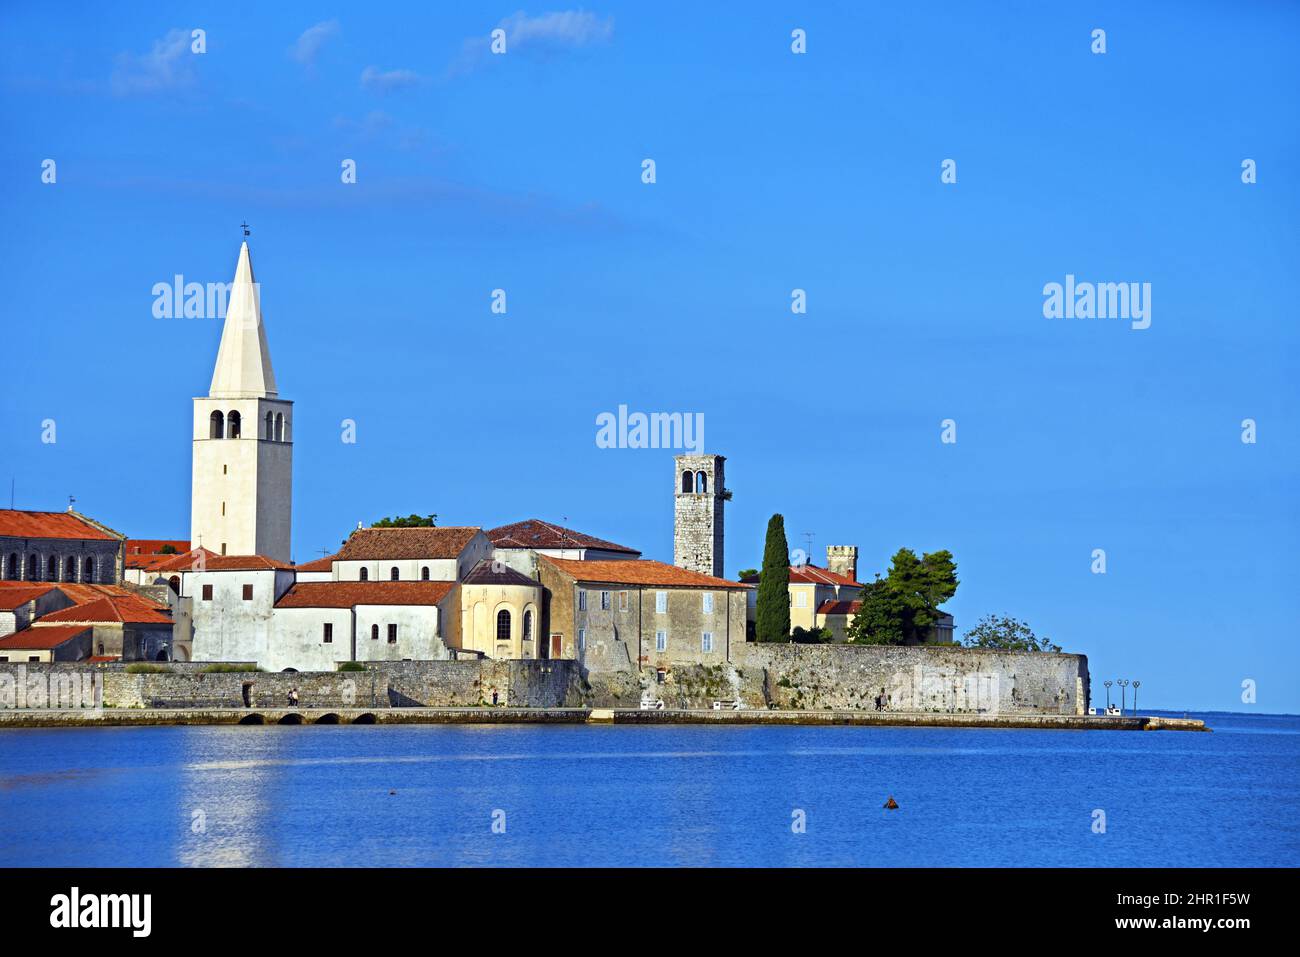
[0, 645, 1089, 715]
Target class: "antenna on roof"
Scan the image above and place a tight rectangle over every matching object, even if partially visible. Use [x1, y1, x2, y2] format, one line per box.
[8, 477, 13, 510]
[802, 532, 814, 566]
[68, 495, 76, 512]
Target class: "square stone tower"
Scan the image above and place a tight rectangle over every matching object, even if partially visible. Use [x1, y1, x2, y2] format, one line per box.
[674, 454, 726, 578]
[191, 241, 293, 561]
[826, 545, 859, 581]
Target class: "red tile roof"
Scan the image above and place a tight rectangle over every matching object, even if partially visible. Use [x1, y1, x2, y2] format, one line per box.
[0, 510, 121, 542]
[336, 527, 482, 561]
[294, 552, 339, 572]
[488, 519, 639, 555]
[197, 555, 294, 571]
[816, 599, 862, 616]
[128, 547, 216, 573]
[125, 539, 190, 557]
[0, 624, 92, 650]
[40, 593, 171, 625]
[0, 583, 60, 610]
[741, 564, 861, 587]
[540, 556, 746, 589]
[275, 581, 454, 609]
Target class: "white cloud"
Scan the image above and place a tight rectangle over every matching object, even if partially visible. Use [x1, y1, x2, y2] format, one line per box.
[360, 65, 427, 93]
[447, 10, 614, 77]
[110, 29, 196, 96]
[499, 10, 614, 49]
[290, 20, 340, 67]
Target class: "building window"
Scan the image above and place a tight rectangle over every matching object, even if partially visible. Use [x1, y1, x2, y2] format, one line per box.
[275, 412, 284, 442]
[656, 630, 667, 652]
[27, 555, 36, 580]
[578, 628, 586, 653]
[387, 624, 398, 644]
[655, 591, 667, 614]
[47, 556, 57, 579]
[209, 410, 224, 439]
[618, 590, 629, 612]
[360, 567, 369, 581]
[703, 592, 714, 614]
[242, 584, 253, 601]
[64, 557, 76, 580]
[371, 624, 379, 640]
[421, 566, 430, 581]
[701, 632, 714, 653]
[227, 410, 241, 438]
[496, 610, 511, 641]
[323, 623, 333, 644]
[600, 591, 611, 610]
[681, 470, 692, 493]
[84, 557, 95, 581]
[201, 584, 213, 601]
[390, 566, 399, 581]
[98, 643, 105, 655]
[523, 610, 533, 642]
[5, 553, 16, 579]
[695, 471, 707, 493]
[578, 589, 587, 611]
[796, 591, 808, 609]
[168, 576, 180, 593]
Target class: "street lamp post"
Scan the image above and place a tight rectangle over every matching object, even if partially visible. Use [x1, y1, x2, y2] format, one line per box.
[1118, 679, 1130, 715]
[1132, 680, 1140, 715]
[1104, 680, 1113, 710]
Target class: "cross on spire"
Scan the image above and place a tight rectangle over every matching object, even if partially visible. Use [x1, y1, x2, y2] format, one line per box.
[241, 221, 250, 237]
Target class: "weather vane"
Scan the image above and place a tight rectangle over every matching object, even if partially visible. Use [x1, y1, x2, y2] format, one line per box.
[241, 221, 250, 237]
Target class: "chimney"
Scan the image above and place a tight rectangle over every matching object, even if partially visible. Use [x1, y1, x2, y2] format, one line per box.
[826, 545, 858, 582]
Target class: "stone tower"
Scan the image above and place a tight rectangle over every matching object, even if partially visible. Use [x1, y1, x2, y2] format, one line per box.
[191, 241, 293, 561]
[826, 545, 859, 581]
[674, 454, 725, 578]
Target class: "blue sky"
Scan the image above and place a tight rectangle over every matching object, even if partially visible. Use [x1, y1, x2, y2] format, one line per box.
[1, 2, 1297, 712]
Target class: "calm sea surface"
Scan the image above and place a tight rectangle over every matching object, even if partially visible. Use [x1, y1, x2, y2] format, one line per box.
[1, 711, 1296, 867]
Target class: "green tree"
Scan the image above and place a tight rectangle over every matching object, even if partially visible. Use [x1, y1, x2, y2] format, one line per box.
[755, 514, 791, 642]
[372, 514, 438, 528]
[846, 548, 958, 645]
[962, 615, 1060, 652]
[791, 625, 834, 644]
[737, 568, 759, 580]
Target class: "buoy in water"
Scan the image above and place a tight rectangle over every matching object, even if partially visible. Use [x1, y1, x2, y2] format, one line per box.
[883, 796, 899, 810]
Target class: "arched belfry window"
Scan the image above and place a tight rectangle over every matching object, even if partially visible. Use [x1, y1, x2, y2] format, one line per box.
[681, 470, 693, 493]
[390, 567, 400, 581]
[227, 410, 241, 439]
[275, 413, 284, 442]
[695, 470, 708, 493]
[265, 412, 274, 440]
[47, 556, 57, 579]
[65, 557, 77, 580]
[5, 553, 17, 579]
[27, 554, 37, 580]
[84, 557, 94, 581]
[209, 410, 225, 439]
[496, 610, 511, 641]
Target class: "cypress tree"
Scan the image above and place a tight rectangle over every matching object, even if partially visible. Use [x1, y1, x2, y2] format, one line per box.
[755, 513, 791, 642]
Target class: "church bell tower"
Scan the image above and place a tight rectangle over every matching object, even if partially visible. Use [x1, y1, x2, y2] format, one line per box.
[190, 241, 293, 561]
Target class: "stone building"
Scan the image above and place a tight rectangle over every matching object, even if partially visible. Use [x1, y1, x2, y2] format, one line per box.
[332, 526, 493, 583]
[36, 591, 175, 661]
[448, 559, 544, 660]
[0, 580, 174, 661]
[189, 556, 297, 665]
[0, 509, 126, 585]
[0, 624, 93, 663]
[673, 454, 726, 578]
[270, 580, 455, 672]
[191, 241, 293, 561]
[488, 518, 640, 577]
[538, 556, 748, 671]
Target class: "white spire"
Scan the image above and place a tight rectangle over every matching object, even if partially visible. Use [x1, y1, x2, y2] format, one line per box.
[209, 241, 278, 398]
